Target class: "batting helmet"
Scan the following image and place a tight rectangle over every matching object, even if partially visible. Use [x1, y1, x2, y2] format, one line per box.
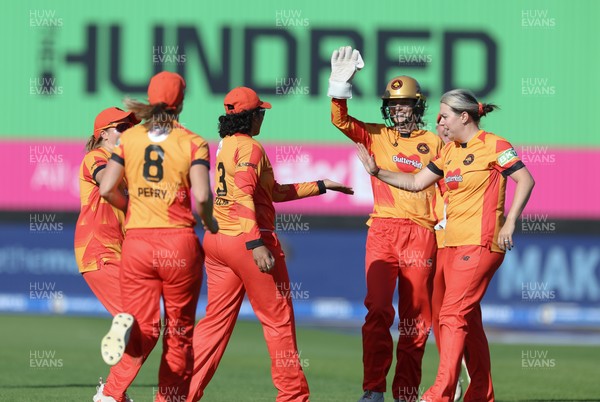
[380, 76, 427, 128]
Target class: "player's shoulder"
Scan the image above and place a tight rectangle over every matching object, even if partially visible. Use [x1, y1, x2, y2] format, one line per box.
[416, 129, 443, 144]
[119, 125, 146, 144]
[173, 125, 208, 146]
[232, 133, 262, 148]
[365, 122, 387, 134]
[476, 131, 514, 153]
[84, 147, 110, 163]
[225, 134, 265, 161]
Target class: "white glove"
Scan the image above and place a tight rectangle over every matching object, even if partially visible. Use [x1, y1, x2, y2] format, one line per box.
[328, 46, 364, 99]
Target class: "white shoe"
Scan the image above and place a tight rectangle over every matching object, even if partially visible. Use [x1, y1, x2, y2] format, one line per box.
[358, 390, 384, 402]
[462, 358, 471, 385]
[454, 357, 470, 401]
[454, 380, 463, 402]
[101, 313, 134, 366]
[93, 377, 116, 402]
[93, 377, 134, 402]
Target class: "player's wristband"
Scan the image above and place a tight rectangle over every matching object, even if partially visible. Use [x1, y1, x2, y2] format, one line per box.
[327, 80, 353, 99]
[246, 238, 264, 250]
[371, 166, 380, 177]
[317, 180, 326, 194]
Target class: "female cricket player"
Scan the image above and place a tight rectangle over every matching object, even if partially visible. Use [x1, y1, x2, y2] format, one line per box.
[187, 86, 353, 402]
[328, 46, 443, 402]
[75, 107, 138, 402]
[98, 71, 218, 402]
[357, 89, 535, 402]
[431, 118, 470, 402]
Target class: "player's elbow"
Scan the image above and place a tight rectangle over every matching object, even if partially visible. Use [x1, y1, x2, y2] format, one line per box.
[192, 187, 211, 205]
[99, 182, 111, 199]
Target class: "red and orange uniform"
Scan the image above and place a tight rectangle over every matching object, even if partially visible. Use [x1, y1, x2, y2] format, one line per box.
[423, 130, 524, 402]
[189, 133, 324, 402]
[332, 98, 443, 401]
[103, 123, 210, 402]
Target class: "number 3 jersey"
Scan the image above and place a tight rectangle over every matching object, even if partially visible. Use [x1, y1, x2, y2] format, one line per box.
[111, 123, 210, 230]
[213, 133, 323, 244]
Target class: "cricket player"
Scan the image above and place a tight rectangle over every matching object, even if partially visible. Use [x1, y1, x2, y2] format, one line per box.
[98, 71, 218, 402]
[431, 118, 470, 402]
[328, 46, 443, 402]
[356, 89, 535, 402]
[74, 107, 138, 402]
[187, 86, 354, 402]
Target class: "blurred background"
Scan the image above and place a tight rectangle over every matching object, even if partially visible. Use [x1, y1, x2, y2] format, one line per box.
[2, 0, 599, 342]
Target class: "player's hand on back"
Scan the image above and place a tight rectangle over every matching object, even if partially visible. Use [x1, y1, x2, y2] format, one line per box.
[253, 246, 275, 273]
[203, 218, 219, 234]
[322, 179, 354, 195]
[328, 46, 364, 99]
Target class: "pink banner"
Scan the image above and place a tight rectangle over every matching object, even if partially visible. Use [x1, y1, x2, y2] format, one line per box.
[1, 140, 596, 218]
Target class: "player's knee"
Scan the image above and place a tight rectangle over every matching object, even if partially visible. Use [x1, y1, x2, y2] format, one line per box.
[365, 304, 395, 325]
[439, 313, 467, 330]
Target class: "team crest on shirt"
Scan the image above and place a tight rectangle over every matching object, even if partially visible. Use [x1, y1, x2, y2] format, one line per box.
[463, 154, 475, 165]
[416, 143, 430, 154]
[392, 153, 423, 173]
[444, 169, 463, 190]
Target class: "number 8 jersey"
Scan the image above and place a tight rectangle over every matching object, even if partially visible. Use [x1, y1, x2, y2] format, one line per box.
[111, 123, 210, 229]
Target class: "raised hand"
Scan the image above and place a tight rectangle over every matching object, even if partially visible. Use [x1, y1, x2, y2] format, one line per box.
[356, 143, 379, 176]
[328, 46, 364, 99]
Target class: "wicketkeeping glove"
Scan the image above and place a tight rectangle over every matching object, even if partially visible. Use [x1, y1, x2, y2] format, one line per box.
[327, 46, 364, 99]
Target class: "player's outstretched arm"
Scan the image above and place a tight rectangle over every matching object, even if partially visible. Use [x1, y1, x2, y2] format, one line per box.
[99, 159, 128, 212]
[190, 164, 218, 234]
[356, 142, 440, 191]
[272, 179, 353, 203]
[321, 179, 354, 194]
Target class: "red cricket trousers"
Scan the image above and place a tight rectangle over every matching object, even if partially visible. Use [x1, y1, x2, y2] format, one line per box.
[423, 245, 503, 402]
[83, 259, 137, 402]
[104, 228, 203, 402]
[363, 218, 436, 402]
[188, 231, 309, 402]
[431, 247, 496, 402]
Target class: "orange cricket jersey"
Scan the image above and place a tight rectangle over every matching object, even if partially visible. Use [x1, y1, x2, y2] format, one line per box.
[331, 98, 443, 230]
[213, 133, 323, 248]
[74, 147, 125, 273]
[428, 130, 525, 253]
[111, 123, 210, 229]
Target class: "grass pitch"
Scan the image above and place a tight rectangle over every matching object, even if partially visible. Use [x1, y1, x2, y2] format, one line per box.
[1, 314, 598, 401]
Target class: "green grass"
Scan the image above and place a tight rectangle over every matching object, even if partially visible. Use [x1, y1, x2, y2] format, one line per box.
[1, 314, 599, 401]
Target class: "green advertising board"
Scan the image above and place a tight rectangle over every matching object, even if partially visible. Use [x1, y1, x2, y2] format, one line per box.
[4, 0, 598, 146]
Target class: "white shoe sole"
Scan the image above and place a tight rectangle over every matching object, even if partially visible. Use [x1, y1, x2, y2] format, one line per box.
[101, 313, 134, 366]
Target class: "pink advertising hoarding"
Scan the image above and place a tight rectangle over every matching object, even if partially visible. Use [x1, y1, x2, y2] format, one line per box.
[1, 140, 595, 218]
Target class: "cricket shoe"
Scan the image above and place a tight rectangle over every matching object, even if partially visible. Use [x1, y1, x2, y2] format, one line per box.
[358, 390, 384, 402]
[101, 313, 134, 366]
[93, 377, 134, 402]
[454, 357, 470, 401]
[454, 380, 462, 402]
